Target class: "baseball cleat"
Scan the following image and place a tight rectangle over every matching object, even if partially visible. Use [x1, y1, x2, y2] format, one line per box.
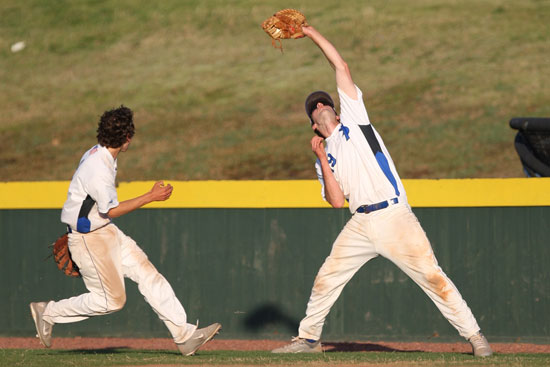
[29, 302, 54, 348]
[469, 331, 493, 357]
[271, 337, 323, 353]
[176, 323, 222, 356]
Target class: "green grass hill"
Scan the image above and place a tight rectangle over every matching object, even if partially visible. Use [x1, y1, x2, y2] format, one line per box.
[1, 0, 549, 181]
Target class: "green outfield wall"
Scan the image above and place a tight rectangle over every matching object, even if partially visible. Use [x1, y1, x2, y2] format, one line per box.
[1, 179, 549, 342]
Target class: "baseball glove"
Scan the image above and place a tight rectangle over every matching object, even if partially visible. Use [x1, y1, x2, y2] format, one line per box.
[50, 233, 81, 277]
[261, 9, 309, 51]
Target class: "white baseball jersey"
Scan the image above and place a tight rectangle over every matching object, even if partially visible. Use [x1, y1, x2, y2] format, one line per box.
[61, 144, 119, 232]
[315, 85, 407, 213]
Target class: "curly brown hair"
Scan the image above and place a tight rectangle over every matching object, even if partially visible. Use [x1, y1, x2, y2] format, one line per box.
[96, 105, 135, 148]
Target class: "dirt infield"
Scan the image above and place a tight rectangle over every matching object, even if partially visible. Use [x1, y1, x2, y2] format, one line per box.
[2, 337, 549, 354]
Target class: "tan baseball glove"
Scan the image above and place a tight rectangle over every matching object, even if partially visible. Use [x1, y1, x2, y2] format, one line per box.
[261, 9, 309, 51]
[51, 233, 81, 277]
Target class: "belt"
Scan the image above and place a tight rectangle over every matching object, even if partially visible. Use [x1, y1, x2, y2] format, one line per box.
[356, 198, 399, 214]
[67, 222, 111, 234]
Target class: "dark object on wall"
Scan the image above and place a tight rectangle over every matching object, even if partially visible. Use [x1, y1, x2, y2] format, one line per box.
[509, 117, 550, 177]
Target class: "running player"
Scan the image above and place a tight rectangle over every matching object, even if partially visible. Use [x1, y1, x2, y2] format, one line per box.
[30, 106, 220, 356]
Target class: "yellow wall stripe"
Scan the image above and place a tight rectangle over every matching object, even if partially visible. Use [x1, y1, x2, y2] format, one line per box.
[1, 178, 549, 209]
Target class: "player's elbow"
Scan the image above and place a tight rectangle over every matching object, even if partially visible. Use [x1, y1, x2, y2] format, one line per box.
[329, 197, 346, 208]
[334, 60, 350, 74]
[107, 206, 121, 219]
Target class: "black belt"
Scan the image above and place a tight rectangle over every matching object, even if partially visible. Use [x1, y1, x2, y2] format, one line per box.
[356, 198, 398, 214]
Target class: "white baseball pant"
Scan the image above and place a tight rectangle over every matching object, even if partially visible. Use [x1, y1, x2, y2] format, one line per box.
[42, 224, 196, 344]
[298, 202, 481, 340]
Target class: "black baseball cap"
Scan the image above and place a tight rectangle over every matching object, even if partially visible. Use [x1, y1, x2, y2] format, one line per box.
[305, 90, 335, 125]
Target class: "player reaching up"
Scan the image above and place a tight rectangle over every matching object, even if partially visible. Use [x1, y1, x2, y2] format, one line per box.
[30, 106, 220, 356]
[271, 25, 492, 357]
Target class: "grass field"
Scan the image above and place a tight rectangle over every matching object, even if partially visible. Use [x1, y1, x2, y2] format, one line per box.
[1, 349, 550, 367]
[1, 0, 549, 181]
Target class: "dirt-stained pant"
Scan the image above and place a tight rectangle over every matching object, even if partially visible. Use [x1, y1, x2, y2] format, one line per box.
[42, 224, 196, 344]
[298, 203, 480, 341]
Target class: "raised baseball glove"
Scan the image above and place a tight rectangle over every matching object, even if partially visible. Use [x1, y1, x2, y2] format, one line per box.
[50, 233, 81, 277]
[261, 9, 309, 51]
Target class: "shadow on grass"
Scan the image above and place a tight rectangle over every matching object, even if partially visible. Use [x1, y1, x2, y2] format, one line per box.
[323, 342, 474, 357]
[323, 342, 421, 353]
[50, 347, 177, 355]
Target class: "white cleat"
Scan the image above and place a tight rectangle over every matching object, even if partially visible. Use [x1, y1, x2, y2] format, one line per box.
[29, 302, 53, 348]
[271, 337, 323, 354]
[469, 331, 493, 357]
[176, 323, 221, 356]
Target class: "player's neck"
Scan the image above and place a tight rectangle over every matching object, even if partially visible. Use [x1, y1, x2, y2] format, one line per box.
[325, 120, 339, 137]
[107, 146, 122, 160]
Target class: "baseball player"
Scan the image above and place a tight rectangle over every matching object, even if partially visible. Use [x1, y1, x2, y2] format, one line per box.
[29, 106, 220, 356]
[271, 26, 493, 357]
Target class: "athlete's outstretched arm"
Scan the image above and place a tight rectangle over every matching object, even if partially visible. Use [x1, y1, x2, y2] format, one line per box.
[302, 26, 357, 100]
[107, 181, 173, 218]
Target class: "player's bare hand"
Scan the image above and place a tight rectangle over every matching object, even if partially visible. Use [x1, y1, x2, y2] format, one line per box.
[311, 136, 326, 159]
[150, 181, 173, 201]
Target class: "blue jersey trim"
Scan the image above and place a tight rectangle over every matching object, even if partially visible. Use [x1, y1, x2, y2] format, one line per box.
[76, 217, 91, 233]
[359, 124, 400, 196]
[375, 151, 400, 196]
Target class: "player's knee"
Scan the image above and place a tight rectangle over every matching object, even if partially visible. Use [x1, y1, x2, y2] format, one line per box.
[88, 290, 126, 314]
[105, 280, 127, 312]
[109, 292, 126, 311]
